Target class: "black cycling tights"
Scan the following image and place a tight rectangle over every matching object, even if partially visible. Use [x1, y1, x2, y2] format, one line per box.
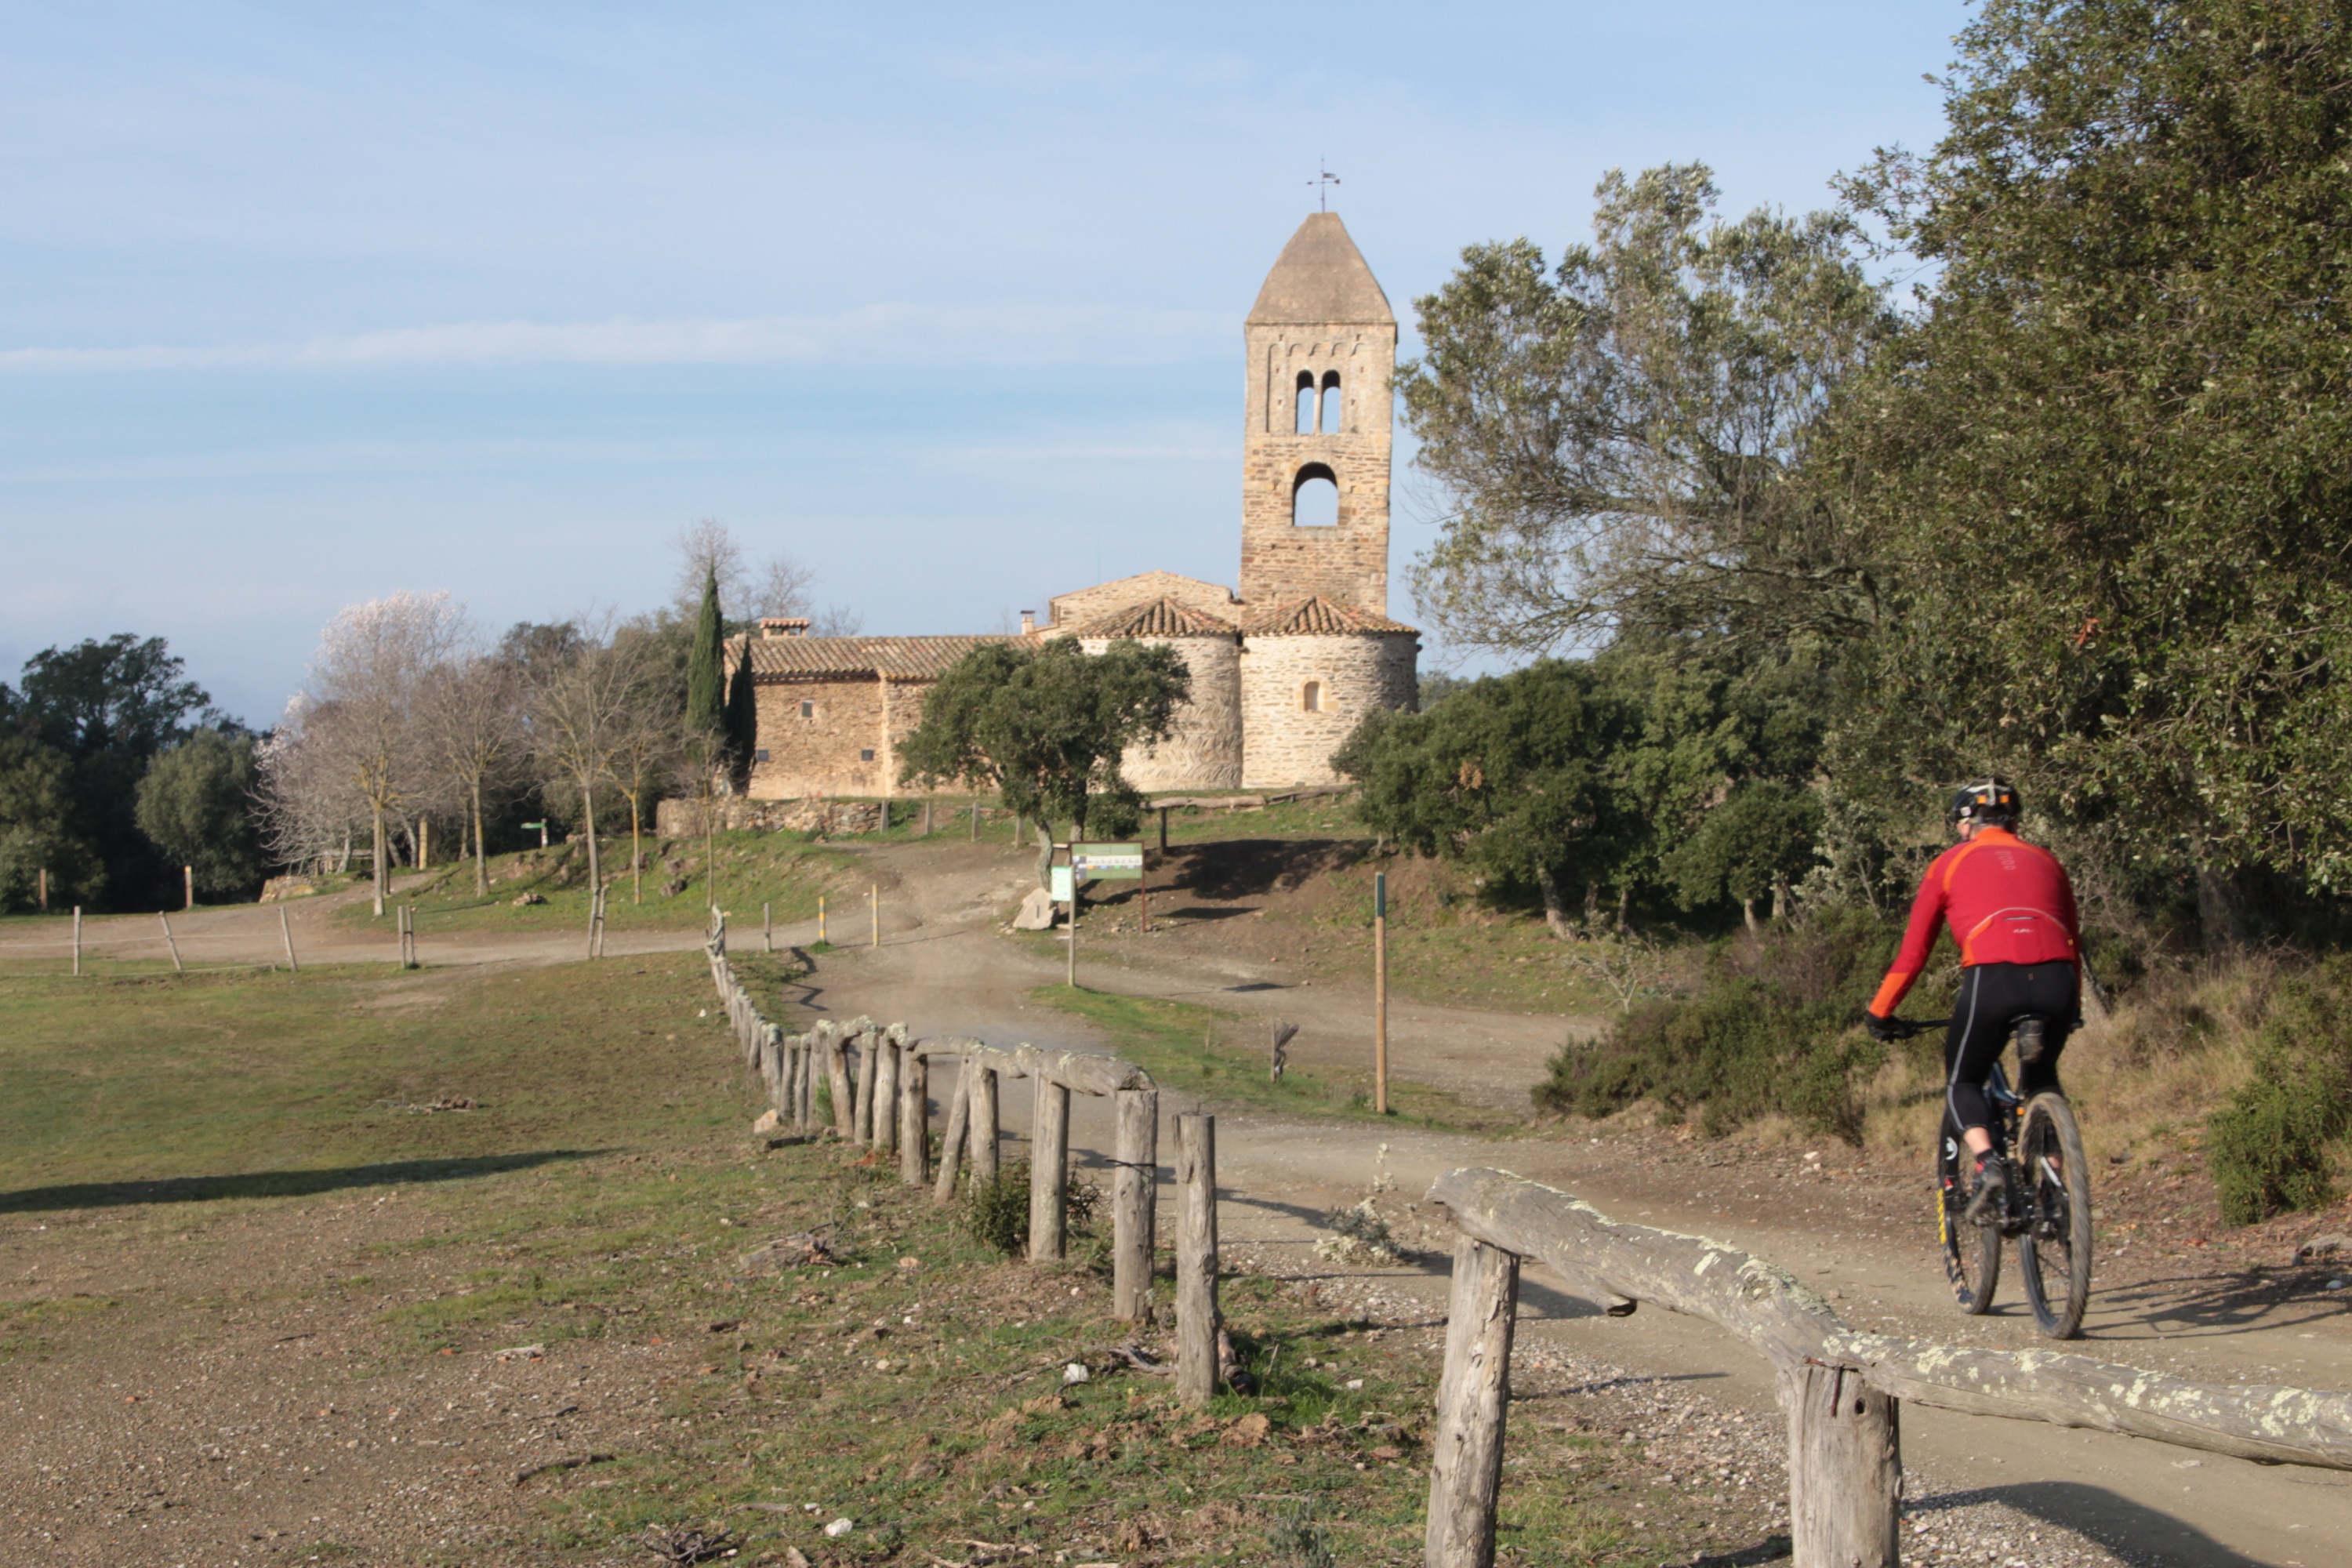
[1944, 960, 2077, 1137]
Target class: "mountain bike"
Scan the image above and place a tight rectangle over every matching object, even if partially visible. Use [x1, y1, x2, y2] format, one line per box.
[1883, 1014, 2093, 1339]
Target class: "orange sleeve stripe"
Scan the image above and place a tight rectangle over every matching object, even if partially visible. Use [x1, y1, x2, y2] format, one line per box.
[1869, 971, 1917, 1019]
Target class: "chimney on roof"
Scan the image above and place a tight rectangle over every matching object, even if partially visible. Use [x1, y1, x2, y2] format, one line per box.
[1019, 610, 1036, 635]
[760, 617, 811, 640]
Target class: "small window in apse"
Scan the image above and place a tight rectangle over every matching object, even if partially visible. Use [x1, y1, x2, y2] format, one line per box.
[1302, 681, 1324, 713]
[800, 700, 815, 718]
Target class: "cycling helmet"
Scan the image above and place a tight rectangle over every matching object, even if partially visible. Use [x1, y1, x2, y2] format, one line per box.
[1947, 777, 2020, 828]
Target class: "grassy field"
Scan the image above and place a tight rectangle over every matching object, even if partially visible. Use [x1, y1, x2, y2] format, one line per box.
[0, 956, 1770, 1564]
[321, 828, 864, 939]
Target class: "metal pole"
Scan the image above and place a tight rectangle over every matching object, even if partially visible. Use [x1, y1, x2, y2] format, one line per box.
[280, 905, 299, 973]
[1374, 870, 1389, 1116]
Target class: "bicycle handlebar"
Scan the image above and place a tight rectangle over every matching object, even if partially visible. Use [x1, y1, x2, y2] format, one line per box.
[1878, 1015, 1951, 1040]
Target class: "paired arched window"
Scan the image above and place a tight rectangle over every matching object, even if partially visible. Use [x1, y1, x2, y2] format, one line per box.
[1292, 462, 1339, 527]
[1290, 369, 1345, 434]
[1301, 681, 1325, 713]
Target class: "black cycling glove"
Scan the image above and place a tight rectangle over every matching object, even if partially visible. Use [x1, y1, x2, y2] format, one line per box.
[1863, 1011, 1899, 1043]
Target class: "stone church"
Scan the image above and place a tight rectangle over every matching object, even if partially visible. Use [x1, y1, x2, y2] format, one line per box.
[736, 211, 1420, 799]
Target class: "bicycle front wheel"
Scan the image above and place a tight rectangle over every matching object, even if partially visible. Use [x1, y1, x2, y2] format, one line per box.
[2018, 1093, 2093, 1339]
[1937, 1127, 1999, 1315]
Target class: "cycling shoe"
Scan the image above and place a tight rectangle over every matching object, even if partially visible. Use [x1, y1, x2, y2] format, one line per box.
[1964, 1154, 2010, 1225]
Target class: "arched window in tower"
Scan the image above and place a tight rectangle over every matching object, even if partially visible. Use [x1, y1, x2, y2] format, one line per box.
[1319, 371, 1342, 434]
[1301, 680, 1325, 713]
[1292, 463, 1339, 527]
[1294, 371, 1316, 435]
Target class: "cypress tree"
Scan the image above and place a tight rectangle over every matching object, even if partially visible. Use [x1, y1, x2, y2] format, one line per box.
[724, 641, 758, 774]
[685, 568, 725, 737]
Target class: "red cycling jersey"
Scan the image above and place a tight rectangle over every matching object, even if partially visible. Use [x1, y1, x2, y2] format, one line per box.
[1868, 826, 2080, 1018]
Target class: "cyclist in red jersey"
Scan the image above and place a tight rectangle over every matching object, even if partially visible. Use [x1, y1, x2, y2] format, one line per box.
[1863, 779, 2082, 1221]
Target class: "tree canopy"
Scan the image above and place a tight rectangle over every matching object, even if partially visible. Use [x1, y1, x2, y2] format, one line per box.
[898, 638, 1189, 885]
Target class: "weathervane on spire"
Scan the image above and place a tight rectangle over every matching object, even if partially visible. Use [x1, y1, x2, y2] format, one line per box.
[1308, 161, 1340, 212]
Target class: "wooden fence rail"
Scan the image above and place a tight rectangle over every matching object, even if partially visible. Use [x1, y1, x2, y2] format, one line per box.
[702, 918, 1206, 1377]
[1421, 1167, 2352, 1568]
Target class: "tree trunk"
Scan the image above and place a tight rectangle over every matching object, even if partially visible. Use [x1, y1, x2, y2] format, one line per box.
[1743, 896, 1759, 935]
[582, 783, 602, 903]
[1772, 873, 1789, 924]
[2195, 859, 2241, 956]
[371, 807, 387, 917]
[1534, 867, 1573, 941]
[630, 793, 643, 904]
[1615, 884, 1632, 936]
[1033, 815, 1055, 890]
[1583, 880, 1601, 932]
[472, 781, 488, 898]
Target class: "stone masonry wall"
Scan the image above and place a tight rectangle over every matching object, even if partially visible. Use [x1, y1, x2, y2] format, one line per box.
[746, 675, 890, 800]
[1238, 321, 1397, 614]
[1239, 632, 1417, 788]
[1049, 571, 1239, 629]
[1080, 633, 1243, 792]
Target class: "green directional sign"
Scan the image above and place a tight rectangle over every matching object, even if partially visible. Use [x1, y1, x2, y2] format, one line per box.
[1072, 842, 1145, 880]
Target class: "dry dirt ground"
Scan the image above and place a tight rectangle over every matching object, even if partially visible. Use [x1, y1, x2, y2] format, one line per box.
[5, 836, 2351, 1565]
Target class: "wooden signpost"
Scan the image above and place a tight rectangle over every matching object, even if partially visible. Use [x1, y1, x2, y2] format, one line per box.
[1374, 870, 1389, 1114]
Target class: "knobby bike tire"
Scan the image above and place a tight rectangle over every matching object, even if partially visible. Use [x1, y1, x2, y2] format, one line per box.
[2018, 1092, 2093, 1339]
[1937, 1127, 2000, 1315]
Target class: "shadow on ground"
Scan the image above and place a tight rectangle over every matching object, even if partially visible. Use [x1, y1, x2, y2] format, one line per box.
[0, 1149, 605, 1212]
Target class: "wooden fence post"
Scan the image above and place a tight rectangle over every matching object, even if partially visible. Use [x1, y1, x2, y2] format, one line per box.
[279, 906, 299, 973]
[159, 913, 183, 974]
[1113, 1087, 1159, 1322]
[872, 1038, 900, 1155]
[1175, 1112, 1219, 1406]
[933, 1065, 971, 1202]
[900, 1050, 929, 1185]
[827, 1028, 855, 1140]
[971, 1067, 1000, 1184]
[1425, 1236, 1520, 1568]
[798, 1035, 816, 1131]
[853, 1031, 878, 1145]
[1779, 1363, 1900, 1568]
[1029, 1080, 1071, 1261]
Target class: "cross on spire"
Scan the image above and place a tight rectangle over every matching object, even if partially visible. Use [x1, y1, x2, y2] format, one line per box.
[1308, 162, 1340, 212]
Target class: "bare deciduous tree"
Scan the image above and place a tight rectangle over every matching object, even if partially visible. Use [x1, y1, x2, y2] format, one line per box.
[527, 619, 646, 906]
[677, 517, 858, 635]
[418, 637, 525, 898]
[287, 593, 462, 916]
[611, 670, 684, 905]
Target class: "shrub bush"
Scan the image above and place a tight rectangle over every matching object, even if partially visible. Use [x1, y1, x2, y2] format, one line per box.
[953, 1159, 1103, 1258]
[1535, 906, 1910, 1142]
[2209, 962, 2352, 1225]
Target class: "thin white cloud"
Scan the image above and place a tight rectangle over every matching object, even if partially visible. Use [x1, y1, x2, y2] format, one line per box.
[0, 303, 1226, 372]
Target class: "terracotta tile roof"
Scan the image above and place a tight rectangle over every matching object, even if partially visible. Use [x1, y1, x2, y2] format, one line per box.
[739, 634, 1007, 681]
[1066, 597, 1242, 638]
[1240, 596, 1417, 636]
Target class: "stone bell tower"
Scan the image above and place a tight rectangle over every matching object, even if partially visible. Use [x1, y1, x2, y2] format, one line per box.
[1237, 211, 1397, 615]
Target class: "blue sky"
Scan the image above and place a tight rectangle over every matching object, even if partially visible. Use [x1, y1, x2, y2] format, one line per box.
[1, 2, 1969, 723]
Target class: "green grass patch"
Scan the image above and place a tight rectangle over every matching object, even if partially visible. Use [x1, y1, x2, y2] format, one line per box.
[1029, 984, 1497, 1130]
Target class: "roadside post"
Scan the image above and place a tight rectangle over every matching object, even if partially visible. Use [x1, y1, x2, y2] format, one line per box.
[183, 865, 194, 910]
[279, 906, 299, 972]
[818, 895, 826, 945]
[72, 906, 82, 975]
[763, 900, 772, 953]
[521, 818, 549, 848]
[1051, 860, 1076, 985]
[870, 883, 880, 948]
[159, 913, 183, 973]
[1374, 870, 1389, 1115]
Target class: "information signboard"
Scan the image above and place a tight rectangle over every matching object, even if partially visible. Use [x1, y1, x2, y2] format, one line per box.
[1049, 865, 1075, 902]
[1072, 842, 1145, 881]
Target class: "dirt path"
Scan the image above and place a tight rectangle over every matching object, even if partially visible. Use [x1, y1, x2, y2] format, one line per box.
[785, 839, 2352, 1568]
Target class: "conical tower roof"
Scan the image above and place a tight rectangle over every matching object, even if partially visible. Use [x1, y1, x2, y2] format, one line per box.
[1247, 212, 1394, 326]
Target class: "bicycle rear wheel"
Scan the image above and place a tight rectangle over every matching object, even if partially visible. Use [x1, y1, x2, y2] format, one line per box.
[1937, 1127, 1999, 1314]
[2018, 1092, 2093, 1339]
